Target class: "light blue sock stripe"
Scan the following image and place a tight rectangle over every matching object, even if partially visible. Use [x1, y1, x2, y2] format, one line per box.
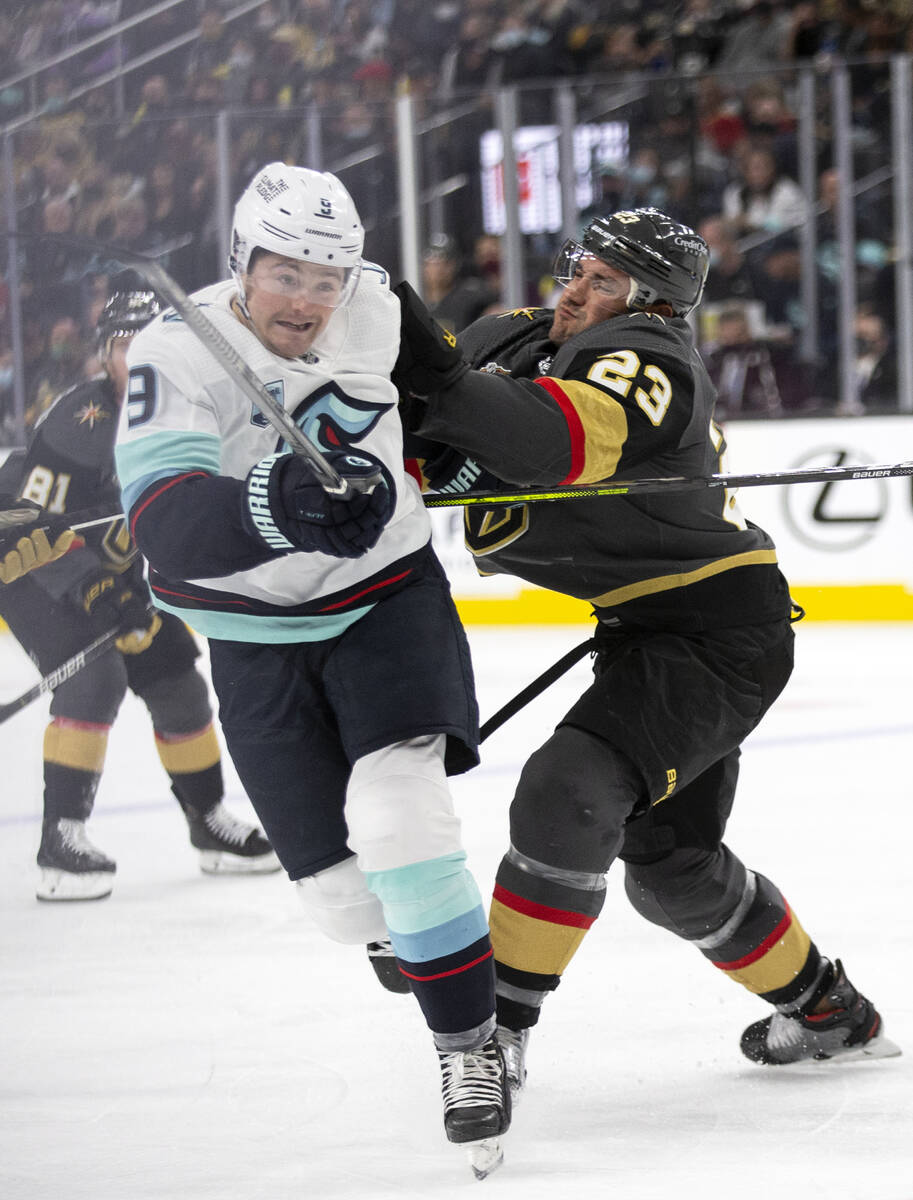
[387, 905, 490, 964]
[363, 852, 484, 937]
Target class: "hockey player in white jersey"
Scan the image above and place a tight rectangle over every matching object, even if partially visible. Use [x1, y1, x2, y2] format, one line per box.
[114, 163, 509, 1176]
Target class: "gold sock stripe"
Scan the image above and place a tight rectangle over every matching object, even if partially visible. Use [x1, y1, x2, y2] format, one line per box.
[154, 724, 221, 775]
[715, 906, 813, 995]
[44, 718, 110, 773]
[490, 896, 589, 976]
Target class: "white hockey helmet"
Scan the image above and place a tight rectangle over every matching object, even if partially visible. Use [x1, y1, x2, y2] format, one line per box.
[229, 162, 365, 310]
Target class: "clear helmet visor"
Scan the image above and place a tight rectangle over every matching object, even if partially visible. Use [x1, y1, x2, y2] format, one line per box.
[244, 256, 363, 310]
[552, 238, 590, 287]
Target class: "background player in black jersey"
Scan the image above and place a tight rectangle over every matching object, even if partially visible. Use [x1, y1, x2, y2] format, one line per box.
[393, 208, 898, 1086]
[0, 282, 279, 900]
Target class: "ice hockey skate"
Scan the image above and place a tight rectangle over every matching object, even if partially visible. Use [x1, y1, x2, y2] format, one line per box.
[496, 1024, 529, 1103]
[438, 1036, 511, 1180]
[36, 818, 116, 901]
[183, 802, 280, 874]
[366, 938, 411, 994]
[741, 959, 902, 1065]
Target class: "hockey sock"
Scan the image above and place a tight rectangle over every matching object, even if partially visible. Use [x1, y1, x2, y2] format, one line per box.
[155, 723, 223, 814]
[489, 845, 606, 1029]
[696, 871, 824, 1008]
[43, 718, 109, 821]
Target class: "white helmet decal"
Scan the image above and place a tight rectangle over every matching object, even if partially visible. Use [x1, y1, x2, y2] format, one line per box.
[230, 162, 365, 310]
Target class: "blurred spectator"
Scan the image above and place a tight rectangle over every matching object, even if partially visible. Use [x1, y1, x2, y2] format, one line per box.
[438, 9, 499, 96]
[422, 234, 498, 335]
[24, 196, 88, 319]
[25, 313, 92, 430]
[848, 307, 898, 413]
[818, 305, 899, 415]
[715, 1, 792, 71]
[740, 78, 798, 178]
[703, 306, 786, 419]
[721, 144, 807, 238]
[112, 75, 176, 177]
[184, 8, 233, 85]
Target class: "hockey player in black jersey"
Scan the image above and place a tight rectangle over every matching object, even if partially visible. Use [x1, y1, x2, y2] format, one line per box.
[0, 284, 279, 900]
[393, 208, 899, 1082]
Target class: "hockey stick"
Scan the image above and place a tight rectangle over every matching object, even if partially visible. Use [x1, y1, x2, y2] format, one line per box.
[0, 628, 120, 724]
[423, 459, 913, 508]
[5, 233, 375, 498]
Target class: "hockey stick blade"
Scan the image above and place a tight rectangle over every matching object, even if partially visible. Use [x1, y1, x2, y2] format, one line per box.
[423, 459, 913, 508]
[5, 232, 376, 498]
[0, 628, 120, 724]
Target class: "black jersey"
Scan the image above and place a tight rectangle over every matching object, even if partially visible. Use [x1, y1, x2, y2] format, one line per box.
[418, 307, 791, 632]
[5, 373, 140, 603]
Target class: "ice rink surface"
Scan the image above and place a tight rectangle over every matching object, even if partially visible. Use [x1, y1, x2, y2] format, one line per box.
[1, 621, 911, 1200]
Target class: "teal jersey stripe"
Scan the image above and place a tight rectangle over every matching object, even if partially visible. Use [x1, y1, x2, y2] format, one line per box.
[116, 430, 221, 489]
[387, 905, 490, 964]
[364, 852, 484, 936]
[153, 596, 374, 643]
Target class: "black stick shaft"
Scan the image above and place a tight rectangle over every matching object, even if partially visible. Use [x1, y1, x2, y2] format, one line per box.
[423, 460, 913, 508]
[0, 629, 120, 724]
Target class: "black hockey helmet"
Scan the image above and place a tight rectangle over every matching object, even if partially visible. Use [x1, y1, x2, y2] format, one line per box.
[95, 274, 162, 353]
[553, 208, 709, 317]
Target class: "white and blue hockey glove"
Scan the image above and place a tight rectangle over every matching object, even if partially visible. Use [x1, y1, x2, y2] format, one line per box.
[243, 450, 395, 559]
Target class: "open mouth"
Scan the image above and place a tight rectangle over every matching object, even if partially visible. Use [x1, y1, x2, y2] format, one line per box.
[278, 319, 315, 334]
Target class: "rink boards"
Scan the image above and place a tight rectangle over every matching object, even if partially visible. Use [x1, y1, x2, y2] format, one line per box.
[436, 414, 913, 624]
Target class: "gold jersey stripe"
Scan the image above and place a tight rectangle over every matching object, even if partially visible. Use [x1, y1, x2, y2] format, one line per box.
[548, 378, 628, 484]
[587, 549, 779, 608]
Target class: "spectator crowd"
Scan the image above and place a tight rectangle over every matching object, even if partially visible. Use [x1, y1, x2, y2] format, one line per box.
[1, 0, 911, 436]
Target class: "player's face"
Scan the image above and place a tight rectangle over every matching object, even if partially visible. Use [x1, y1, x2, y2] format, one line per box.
[549, 256, 632, 344]
[243, 253, 346, 358]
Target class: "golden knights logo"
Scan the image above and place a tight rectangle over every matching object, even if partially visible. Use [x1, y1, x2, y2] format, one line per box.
[74, 402, 109, 430]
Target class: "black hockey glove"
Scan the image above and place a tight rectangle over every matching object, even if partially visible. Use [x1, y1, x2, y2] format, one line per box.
[243, 450, 395, 559]
[0, 496, 75, 584]
[73, 569, 162, 654]
[392, 281, 469, 400]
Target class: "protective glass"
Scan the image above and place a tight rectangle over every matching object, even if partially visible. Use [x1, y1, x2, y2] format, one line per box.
[552, 240, 631, 298]
[246, 259, 362, 309]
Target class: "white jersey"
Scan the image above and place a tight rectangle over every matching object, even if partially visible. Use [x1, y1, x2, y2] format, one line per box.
[115, 263, 432, 643]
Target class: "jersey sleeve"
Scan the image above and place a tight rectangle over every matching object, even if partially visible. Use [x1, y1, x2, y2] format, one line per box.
[115, 336, 276, 581]
[415, 314, 695, 488]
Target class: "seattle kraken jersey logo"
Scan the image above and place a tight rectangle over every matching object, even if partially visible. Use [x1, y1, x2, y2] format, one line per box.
[251, 381, 285, 428]
[279, 382, 386, 453]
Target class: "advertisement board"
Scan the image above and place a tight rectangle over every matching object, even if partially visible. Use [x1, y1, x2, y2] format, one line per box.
[433, 415, 913, 623]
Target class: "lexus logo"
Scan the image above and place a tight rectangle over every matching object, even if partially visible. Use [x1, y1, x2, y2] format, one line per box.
[782, 447, 888, 550]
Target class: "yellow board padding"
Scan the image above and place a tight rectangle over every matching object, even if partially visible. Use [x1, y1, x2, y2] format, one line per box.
[452, 583, 913, 625]
[154, 723, 221, 775]
[44, 719, 109, 773]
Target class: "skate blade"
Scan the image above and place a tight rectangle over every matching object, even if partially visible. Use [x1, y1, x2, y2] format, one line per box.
[828, 1032, 902, 1063]
[198, 850, 281, 875]
[466, 1138, 503, 1181]
[36, 868, 114, 901]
